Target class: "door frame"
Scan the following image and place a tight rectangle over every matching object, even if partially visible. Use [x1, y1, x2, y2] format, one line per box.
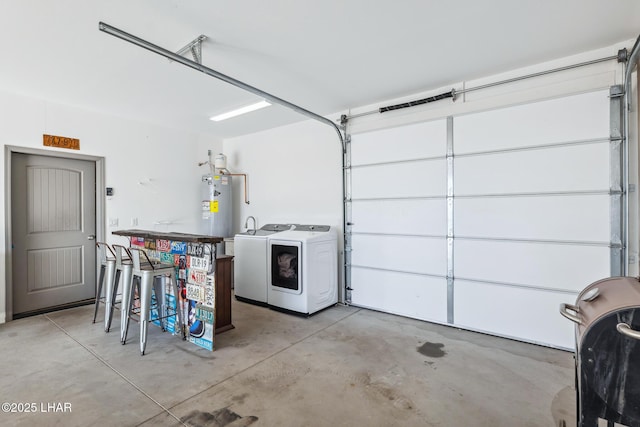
[4, 145, 105, 321]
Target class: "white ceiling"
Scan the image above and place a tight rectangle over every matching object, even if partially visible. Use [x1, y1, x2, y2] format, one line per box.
[1, 1, 639, 140]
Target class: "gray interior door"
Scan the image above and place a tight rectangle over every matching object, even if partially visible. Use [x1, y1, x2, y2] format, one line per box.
[11, 153, 96, 315]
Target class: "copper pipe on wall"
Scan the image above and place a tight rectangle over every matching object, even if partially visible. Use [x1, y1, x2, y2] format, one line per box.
[221, 172, 249, 204]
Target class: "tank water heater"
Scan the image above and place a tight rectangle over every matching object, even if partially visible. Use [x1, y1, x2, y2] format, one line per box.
[201, 173, 232, 238]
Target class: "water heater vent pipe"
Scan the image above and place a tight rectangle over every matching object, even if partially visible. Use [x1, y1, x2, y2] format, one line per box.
[220, 171, 249, 204]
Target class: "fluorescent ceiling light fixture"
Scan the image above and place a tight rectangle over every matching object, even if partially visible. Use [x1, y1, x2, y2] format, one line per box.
[210, 100, 271, 121]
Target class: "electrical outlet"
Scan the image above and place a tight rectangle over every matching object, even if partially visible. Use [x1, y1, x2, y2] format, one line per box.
[131, 217, 138, 226]
[109, 218, 119, 227]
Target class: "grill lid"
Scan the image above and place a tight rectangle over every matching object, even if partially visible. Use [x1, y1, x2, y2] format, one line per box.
[560, 276, 640, 340]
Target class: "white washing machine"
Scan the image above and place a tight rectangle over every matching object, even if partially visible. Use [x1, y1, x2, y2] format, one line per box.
[267, 225, 338, 315]
[234, 224, 292, 305]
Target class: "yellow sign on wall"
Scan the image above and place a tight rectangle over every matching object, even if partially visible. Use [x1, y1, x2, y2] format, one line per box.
[43, 134, 80, 150]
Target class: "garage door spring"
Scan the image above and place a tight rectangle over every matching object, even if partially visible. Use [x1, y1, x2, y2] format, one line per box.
[378, 89, 456, 113]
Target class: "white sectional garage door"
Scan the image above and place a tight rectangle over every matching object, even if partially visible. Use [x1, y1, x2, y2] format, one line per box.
[348, 89, 619, 349]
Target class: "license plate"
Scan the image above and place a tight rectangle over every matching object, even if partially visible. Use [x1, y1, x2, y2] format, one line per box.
[170, 241, 187, 254]
[189, 256, 209, 271]
[195, 305, 214, 323]
[188, 270, 207, 286]
[156, 239, 171, 252]
[145, 250, 160, 262]
[187, 243, 204, 257]
[186, 283, 204, 302]
[160, 252, 174, 265]
[203, 275, 215, 308]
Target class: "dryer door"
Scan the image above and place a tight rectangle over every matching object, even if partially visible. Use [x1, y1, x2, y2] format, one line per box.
[269, 239, 303, 295]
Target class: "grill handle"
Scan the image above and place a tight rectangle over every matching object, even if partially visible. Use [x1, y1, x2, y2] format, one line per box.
[616, 322, 640, 340]
[559, 303, 581, 324]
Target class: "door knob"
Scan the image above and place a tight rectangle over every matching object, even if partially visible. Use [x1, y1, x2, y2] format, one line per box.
[87, 235, 96, 240]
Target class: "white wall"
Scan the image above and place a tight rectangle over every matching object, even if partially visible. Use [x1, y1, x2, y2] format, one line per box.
[0, 90, 222, 322]
[222, 120, 344, 295]
[223, 120, 343, 233]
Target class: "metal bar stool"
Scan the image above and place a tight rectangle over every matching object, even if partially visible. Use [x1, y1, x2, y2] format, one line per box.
[124, 247, 184, 355]
[111, 244, 134, 339]
[116, 245, 156, 344]
[93, 242, 116, 331]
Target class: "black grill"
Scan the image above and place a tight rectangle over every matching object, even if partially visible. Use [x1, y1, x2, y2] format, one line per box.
[560, 277, 640, 426]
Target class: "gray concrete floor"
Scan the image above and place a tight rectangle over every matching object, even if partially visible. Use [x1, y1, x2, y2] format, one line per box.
[0, 297, 576, 427]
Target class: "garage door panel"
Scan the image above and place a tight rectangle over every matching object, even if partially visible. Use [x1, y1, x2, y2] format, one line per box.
[454, 90, 609, 154]
[347, 89, 615, 349]
[351, 160, 447, 199]
[454, 240, 610, 292]
[455, 143, 609, 195]
[352, 234, 447, 276]
[351, 119, 447, 165]
[454, 280, 575, 348]
[351, 268, 448, 323]
[352, 199, 447, 236]
[455, 194, 610, 242]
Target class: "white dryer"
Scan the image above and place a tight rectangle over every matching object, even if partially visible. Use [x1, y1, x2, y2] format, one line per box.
[234, 224, 292, 305]
[267, 225, 338, 315]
